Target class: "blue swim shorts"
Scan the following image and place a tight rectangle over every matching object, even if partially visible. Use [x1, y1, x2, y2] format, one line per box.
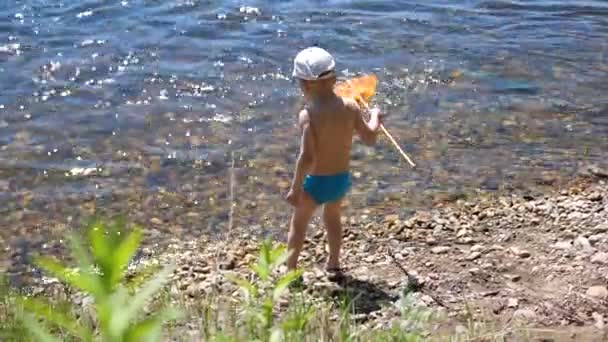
[303, 172, 352, 205]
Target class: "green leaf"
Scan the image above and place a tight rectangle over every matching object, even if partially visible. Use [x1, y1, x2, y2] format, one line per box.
[270, 251, 289, 272]
[225, 274, 256, 300]
[251, 264, 269, 283]
[18, 297, 92, 340]
[101, 286, 132, 339]
[87, 219, 110, 263]
[269, 328, 283, 342]
[34, 257, 99, 295]
[67, 233, 93, 272]
[110, 228, 142, 286]
[21, 313, 60, 342]
[270, 244, 286, 261]
[66, 234, 104, 297]
[124, 308, 181, 342]
[272, 270, 303, 301]
[112, 264, 175, 333]
[255, 241, 271, 281]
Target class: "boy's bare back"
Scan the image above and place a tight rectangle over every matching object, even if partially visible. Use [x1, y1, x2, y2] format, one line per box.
[300, 95, 378, 176]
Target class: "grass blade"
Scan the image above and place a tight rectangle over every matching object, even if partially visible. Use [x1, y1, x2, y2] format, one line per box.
[273, 270, 303, 301]
[115, 263, 175, 327]
[111, 228, 142, 286]
[21, 313, 60, 342]
[34, 257, 99, 295]
[124, 308, 181, 342]
[18, 297, 92, 340]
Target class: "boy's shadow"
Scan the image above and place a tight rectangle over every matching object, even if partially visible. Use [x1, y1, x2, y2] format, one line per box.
[321, 273, 397, 318]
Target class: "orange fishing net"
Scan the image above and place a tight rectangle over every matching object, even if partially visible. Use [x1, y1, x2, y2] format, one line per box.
[334, 74, 377, 107]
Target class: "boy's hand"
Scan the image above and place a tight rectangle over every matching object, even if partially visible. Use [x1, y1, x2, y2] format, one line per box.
[285, 187, 301, 207]
[369, 106, 386, 125]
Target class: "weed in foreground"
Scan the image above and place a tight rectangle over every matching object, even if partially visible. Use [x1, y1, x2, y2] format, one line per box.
[14, 217, 180, 342]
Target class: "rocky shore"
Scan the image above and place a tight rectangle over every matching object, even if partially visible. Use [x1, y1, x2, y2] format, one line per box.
[6, 168, 608, 340]
[139, 172, 606, 338]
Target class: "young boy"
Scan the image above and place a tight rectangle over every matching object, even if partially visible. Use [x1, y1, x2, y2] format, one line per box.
[285, 47, 384, 276]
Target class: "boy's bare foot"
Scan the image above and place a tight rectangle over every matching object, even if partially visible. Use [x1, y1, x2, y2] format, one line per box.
[326, 267, 345, 282]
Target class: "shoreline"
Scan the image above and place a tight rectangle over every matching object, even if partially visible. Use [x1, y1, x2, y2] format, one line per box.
[6, 165, 608, 340]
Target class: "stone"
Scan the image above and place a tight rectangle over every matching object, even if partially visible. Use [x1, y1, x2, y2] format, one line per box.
[384, 214, 400, 223]
[465, 252, 481, 261]
[426, 237, 438, 246]
[507, 298, 519, 308]
[593, 223, 608, 233]
[431, 246, 450, 254]
[481, 290, 499, 297]
[592, 312, 605, 330]
[574, 236, 594, 252]
[513, 308, 536, 321]
[510, 247, 531, 258]
[490, 244, 505, 251]
[454, 325, 467, 335]
[588, 234, 604, 244]
[591, 252, 608, 265]
[586, 286, 608, 299]
[470, 244, 485, 253]
[468, 268, 481, 275]
[219, 256, 236, 270]
[505, 274, 522, 282]
[553, 240, 573, 250]
[150, 217, 163, 225]
[588, 164, 608, 178]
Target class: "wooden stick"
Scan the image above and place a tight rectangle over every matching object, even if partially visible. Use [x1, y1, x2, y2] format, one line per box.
[361, 101, 416, 168]
[380, 124, 416, 168]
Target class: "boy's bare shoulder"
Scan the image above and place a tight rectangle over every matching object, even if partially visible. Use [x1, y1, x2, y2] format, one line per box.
[339, 96, 363, 115]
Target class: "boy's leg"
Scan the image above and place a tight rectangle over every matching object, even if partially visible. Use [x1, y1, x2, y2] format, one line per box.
[287, 193, 317, 270]
[322, 199, 343, 270]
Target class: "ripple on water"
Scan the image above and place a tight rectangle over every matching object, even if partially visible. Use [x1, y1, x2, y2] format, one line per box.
[0, 0, 607, 246]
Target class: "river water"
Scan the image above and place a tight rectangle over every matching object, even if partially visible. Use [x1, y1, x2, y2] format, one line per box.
[1, 1, 608, 249]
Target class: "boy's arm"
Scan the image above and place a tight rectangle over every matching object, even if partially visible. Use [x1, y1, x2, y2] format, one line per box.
[352, 100, 382, 146]
[286, 110, 315, 205]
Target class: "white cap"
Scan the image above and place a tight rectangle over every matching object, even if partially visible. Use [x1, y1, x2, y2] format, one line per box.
[292, 47, 336, 80]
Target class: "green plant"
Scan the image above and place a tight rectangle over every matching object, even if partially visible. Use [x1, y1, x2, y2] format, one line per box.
[17, 217, 180, 342]
[280, 292, 315, 341]
[227, 239, 304, 341]
[0, 275, 28, 341]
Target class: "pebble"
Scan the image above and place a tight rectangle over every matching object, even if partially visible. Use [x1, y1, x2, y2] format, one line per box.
[150, 217, 163, 225]
[553, 240, 572, 250]
[384, 214, 399, 223]
[510, 247, 531, 258]
[219, 257, 236, 270]
[588, 165, 608, 178]
[470, 244, 485, 253]
[465, 252, 481, 261]
[505, 274, 522, 282]
[507, 298, 519, 308]
[454, 325, 467, 335]
[592, 312, 605, 330]
[431, 246, 450, 254]
[574, 236, 594, 252]
[513, 308, 536, 321]
[591, 252, 608, 265]
[593, 223, 608, 233]
[588, 234, 604, 244]
[586, 286, 608, 299]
